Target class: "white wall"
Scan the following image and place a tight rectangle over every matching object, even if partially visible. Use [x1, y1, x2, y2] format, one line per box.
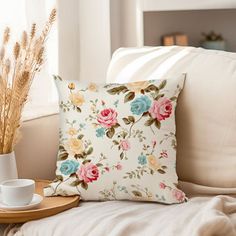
[110, 0, 121, 54]
[120, 0, 139, 47]
[57, 0, 80, 80]
[58, 0, 111, 82]
[141, 0, 236, 11]
[79, 0, 111, 82]
[57, 0, 140, 82]
[110, 0, 140, 52]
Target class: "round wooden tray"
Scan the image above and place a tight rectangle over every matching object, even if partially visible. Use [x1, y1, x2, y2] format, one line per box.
[0, 180, 80, 223]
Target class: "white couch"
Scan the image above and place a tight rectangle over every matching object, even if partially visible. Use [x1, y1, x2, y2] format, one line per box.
[5, 46, 236, 236]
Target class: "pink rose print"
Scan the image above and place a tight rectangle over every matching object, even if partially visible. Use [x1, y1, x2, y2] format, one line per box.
[152, 139, 157, 148]
[159, 182, 166, 189]
[77, 163, 99, 183]
[104, 167, 110, 172]
[172, 189, 185, 202]
[120, 139, 130, 151]
[97, 108, 118, 128]
[115, 163, 122, 170]
[149, 97, 172, 121]
[160, 150, 168, 158]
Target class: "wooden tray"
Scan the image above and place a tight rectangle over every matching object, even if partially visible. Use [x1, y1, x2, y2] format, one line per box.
[0, 180, 80, 223]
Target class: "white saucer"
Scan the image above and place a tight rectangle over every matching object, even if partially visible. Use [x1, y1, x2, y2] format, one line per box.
[0, 193, 43, 211]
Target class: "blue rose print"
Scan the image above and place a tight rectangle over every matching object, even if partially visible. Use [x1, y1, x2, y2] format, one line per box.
[138, 155, 147, 165]
[60, 160, 79, 175]
[96, 127, 106, 138]
[130, 96, 151, 115]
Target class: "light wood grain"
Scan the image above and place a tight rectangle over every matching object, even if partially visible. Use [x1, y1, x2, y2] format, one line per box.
[0, 180, 80, 223]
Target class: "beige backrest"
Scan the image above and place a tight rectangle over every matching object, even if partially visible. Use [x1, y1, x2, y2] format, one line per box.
[15, 114, 59, 180]
[107, 46, 236, 188]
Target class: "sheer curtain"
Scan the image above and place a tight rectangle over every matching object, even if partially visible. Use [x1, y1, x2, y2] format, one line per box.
[0, 0, 58, 120]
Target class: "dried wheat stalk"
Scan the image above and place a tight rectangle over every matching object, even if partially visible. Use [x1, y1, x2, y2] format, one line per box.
[0, 8, 56, 154]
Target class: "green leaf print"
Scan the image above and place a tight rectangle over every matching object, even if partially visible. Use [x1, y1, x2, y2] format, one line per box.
[124, 92, 135, 103]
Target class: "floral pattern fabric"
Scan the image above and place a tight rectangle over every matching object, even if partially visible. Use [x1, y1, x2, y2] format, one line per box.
[44, 74, 187, 204]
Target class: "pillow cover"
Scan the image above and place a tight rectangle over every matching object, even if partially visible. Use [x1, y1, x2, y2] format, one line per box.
[44, 74, 186, 204]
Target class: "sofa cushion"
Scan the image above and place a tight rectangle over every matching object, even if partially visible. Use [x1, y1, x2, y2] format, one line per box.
[107, 46, 236, 188]
[44, 75, 186, 204]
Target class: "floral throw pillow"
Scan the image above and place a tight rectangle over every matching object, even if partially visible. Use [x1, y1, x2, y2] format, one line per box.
[44, 74, 187, 204]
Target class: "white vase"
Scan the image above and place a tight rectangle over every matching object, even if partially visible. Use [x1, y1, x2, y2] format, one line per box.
[0, 152, 18, 183]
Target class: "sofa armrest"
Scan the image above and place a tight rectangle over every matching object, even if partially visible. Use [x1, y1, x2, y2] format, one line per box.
[15, 114, 59, 180]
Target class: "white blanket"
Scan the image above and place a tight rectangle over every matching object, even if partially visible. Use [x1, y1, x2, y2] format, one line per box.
[6, 182, 236, 236]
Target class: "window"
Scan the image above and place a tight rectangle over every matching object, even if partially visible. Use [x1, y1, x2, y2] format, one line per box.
[0, 0, 58, 120]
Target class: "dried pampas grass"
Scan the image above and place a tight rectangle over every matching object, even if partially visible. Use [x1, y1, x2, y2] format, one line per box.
[0, 8, 56, 154]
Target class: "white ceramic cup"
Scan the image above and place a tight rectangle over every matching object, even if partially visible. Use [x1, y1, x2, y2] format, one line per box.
[0, 179, 35, 206]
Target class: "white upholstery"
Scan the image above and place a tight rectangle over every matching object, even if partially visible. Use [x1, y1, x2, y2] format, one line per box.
[107, 46, 236, 188]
